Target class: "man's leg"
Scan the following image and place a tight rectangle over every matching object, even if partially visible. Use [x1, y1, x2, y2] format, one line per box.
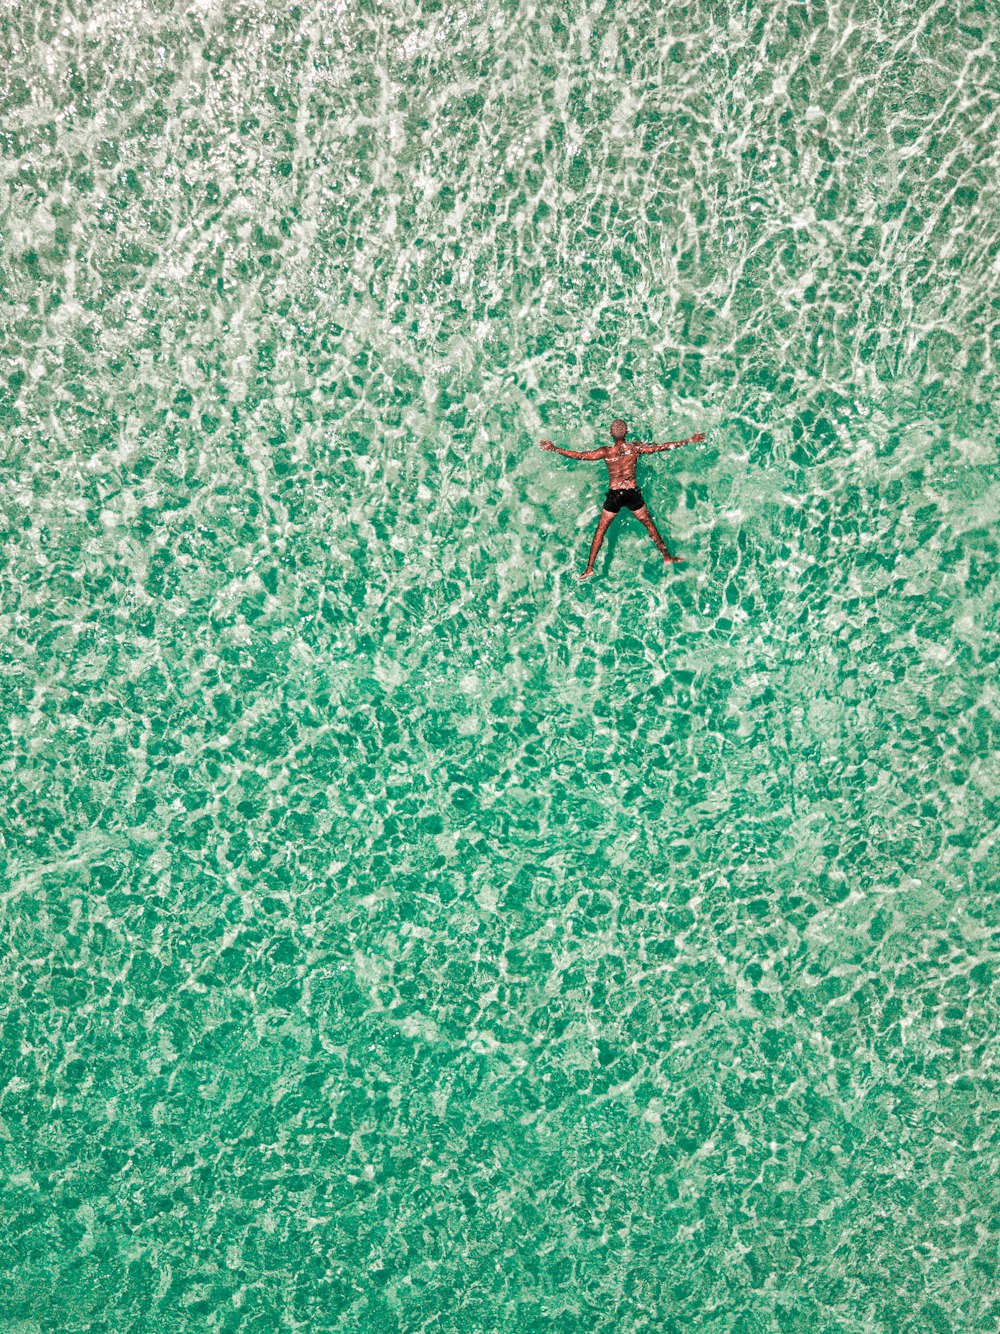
[582, 507, 616, 577]
[633, 504, 681, 562]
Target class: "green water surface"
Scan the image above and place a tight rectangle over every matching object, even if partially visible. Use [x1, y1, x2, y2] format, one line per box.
[2, 0, 999, 1330]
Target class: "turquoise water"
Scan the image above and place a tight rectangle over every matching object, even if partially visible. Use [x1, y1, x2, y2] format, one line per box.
[3, 0, 999, 1329]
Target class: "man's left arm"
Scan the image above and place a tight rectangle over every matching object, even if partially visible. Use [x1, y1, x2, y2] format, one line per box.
[539, 441, 609, 460]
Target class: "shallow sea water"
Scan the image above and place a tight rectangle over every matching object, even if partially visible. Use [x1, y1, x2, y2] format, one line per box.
[2, 0, 1000, 1330]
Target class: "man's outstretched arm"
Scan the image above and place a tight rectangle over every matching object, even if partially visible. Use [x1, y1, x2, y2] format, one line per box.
[635, 431, 705, 454]
[539, 440, 609, 460]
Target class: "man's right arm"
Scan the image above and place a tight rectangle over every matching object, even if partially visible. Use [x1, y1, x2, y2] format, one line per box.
[539, 441, 609, 459]
[636, 431, 705, 454]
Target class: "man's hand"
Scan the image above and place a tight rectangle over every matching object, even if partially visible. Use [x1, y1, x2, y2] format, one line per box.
[539, 439, 557, 451]
[664, 431, 706, 449]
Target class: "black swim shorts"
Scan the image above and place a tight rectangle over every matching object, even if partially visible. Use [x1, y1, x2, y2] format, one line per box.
[603, 488, 644, 513]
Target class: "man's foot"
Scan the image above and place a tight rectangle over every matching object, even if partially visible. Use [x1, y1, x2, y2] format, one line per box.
[664, 553, 682, 563]
[579, 567, 596, 579]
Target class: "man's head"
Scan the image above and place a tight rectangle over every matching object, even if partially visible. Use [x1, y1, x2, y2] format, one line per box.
[610, 419, 628, 440]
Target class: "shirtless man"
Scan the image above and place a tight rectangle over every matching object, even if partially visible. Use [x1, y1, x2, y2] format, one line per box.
[540, 418, 704, 577]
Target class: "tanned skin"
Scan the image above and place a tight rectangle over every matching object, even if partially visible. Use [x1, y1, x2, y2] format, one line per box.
[540, 419, 705, 577]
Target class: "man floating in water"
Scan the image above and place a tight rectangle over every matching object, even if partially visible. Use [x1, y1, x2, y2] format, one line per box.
[540, 418, 705, 578]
